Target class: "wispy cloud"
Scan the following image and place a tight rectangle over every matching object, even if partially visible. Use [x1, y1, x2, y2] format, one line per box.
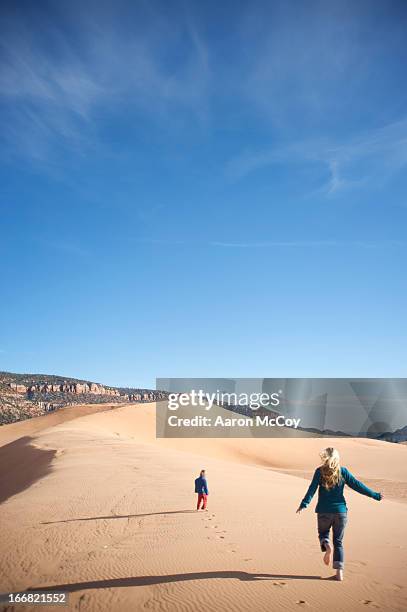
[2, 0, 407, 197]
[226, 118, 407, 195]
[0, 4, 211, 162]
[326, 160, 344, 194]
[132, 238, 404, 249]
[37, 239, 90, 258]
[210, 240, 405, 249]
[237, 2, 406, 131]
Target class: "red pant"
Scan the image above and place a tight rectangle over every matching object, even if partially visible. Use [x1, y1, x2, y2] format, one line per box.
[197, 493, 207, 510]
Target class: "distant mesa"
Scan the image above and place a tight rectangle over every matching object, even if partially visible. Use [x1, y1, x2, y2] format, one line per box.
[0, 371, 166, 426]
[9, 381, 121, 396]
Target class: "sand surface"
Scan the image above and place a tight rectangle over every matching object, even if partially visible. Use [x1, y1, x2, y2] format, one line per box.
[0, 402, 406, 611]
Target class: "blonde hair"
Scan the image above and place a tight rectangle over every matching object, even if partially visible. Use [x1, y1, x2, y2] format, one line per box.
[319, 447, 342, 490]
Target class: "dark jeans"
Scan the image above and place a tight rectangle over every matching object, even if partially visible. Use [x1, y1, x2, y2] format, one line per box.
[317, 513, 347, 570]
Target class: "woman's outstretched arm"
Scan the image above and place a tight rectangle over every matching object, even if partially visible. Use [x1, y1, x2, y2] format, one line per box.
[342, 467, 382, 500]
[296, 468, 320, 513]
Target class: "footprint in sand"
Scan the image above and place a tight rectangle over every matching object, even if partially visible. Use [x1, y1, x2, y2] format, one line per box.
[361, 601, 380, 608]
[295, 601, 307, 606]
[243, 558, 252, 562]
[273, 582, 287, 588]
[353, 561, 368, 567]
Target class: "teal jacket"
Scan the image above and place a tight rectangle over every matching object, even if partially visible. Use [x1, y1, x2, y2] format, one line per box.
[300, 466, 381, 513]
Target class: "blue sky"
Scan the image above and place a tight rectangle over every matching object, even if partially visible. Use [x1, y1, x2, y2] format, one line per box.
[1, 0, 406, 388]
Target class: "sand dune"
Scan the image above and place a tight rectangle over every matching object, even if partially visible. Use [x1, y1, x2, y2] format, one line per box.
[0, 403, 406, 611]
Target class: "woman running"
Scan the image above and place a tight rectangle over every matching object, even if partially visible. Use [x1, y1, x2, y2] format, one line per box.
[296, 447, 382, 581]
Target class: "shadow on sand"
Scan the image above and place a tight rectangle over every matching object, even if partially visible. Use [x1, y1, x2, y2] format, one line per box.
[41, 510, 198, 524]
[31, 571, 323, 593]
[0, 436, 56, 504]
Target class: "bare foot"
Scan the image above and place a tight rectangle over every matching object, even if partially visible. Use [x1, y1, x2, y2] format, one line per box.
[335, 569, 344, 581]
[323, 543, 332, 566]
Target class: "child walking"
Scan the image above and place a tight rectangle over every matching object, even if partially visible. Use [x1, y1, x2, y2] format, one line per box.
[296, 447, 382, 581]
[195, 469, 209, 510]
